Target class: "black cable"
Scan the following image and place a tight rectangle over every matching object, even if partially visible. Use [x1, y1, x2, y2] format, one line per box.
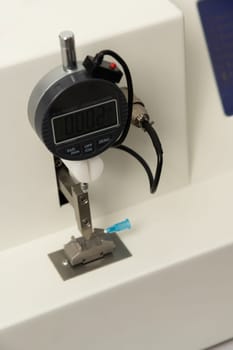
[115, 121, 163, 194]
[94, 50, 133, 146]
[115, 144, 154, 192]
[94, 50, 163, 194]
[142, 120, 163, 193]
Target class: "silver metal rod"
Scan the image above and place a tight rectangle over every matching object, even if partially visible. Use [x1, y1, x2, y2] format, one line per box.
[59, 31, 77, 71]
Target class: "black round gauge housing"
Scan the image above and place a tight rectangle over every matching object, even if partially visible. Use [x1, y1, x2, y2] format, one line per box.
[28, 65, 128, 160]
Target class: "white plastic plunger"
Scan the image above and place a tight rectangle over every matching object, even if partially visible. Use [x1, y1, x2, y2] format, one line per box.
[62, 156, 104, 183]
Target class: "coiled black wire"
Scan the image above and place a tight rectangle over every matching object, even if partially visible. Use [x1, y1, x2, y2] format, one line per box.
[116, 144, 154, 190]
[94, 50, 163, 193]
[115, 121, 163, 194]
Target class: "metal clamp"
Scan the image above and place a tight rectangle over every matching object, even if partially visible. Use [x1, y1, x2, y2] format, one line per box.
[57, 163, 116, 266]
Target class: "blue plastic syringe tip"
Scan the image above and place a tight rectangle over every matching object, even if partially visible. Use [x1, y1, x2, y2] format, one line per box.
[104, 219, 131, 234]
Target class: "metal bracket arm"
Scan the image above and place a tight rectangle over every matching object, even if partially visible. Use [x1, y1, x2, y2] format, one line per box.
[57, 164, 93, 240]
[56, 162, 116, 266]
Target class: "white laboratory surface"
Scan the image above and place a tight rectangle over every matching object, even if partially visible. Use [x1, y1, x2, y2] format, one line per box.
[0, 0, 233, 349]
[210, 340, 233, 350]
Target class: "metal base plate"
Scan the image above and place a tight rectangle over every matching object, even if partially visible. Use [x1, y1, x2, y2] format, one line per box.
[49, 233, 131, 281]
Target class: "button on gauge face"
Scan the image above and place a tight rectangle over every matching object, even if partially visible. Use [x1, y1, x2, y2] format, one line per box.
[83, 143, 94, 154]
[65, 145, 81, 156]
[97, 136, 112, 148]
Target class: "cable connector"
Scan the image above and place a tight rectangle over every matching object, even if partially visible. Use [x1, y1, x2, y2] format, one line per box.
[121, 87, 150, 128]
[83, 55, 123, 83]
[117, 87, 163, 194]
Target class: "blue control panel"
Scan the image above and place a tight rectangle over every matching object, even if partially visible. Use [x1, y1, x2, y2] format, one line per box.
[198, 0, 233, 116]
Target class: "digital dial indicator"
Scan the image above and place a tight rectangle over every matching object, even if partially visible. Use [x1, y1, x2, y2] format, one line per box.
[52, 99, 119, 144]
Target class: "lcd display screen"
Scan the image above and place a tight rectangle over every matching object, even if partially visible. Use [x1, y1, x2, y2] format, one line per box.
[52, 99, 119, 144]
